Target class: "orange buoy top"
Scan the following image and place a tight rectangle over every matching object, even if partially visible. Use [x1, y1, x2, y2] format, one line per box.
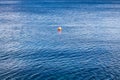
[58, 27, 62, 31]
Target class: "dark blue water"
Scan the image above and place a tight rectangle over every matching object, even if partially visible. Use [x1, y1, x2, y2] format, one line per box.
[0, 0, 120, 80]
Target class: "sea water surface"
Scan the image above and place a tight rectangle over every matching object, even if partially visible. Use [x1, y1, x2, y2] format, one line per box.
[0, 0, 120, 80]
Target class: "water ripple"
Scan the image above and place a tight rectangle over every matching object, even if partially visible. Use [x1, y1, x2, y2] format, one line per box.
[0, 1, 120, 80]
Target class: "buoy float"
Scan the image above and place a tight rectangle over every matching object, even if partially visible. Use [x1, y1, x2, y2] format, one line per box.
[58, 27, 62, 31]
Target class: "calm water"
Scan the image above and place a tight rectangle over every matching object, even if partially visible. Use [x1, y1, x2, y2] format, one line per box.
[0, 0, 120, 80]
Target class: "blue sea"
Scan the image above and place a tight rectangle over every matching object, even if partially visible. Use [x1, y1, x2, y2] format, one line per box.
[0, 0, 120, 80]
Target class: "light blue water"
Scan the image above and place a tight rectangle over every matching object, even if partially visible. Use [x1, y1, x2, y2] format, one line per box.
[0, 0, 120, 80]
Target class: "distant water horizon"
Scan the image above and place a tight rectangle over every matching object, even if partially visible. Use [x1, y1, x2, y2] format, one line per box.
[0, 0, 120, 80]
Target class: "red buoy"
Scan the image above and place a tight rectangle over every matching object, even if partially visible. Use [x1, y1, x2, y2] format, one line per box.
[58, 27, 62, 31]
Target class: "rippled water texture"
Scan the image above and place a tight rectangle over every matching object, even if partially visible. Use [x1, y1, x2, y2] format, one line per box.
[0, 0, 120, 80]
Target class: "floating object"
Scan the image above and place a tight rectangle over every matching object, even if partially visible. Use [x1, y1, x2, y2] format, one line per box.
[58, 27, 62, 31]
